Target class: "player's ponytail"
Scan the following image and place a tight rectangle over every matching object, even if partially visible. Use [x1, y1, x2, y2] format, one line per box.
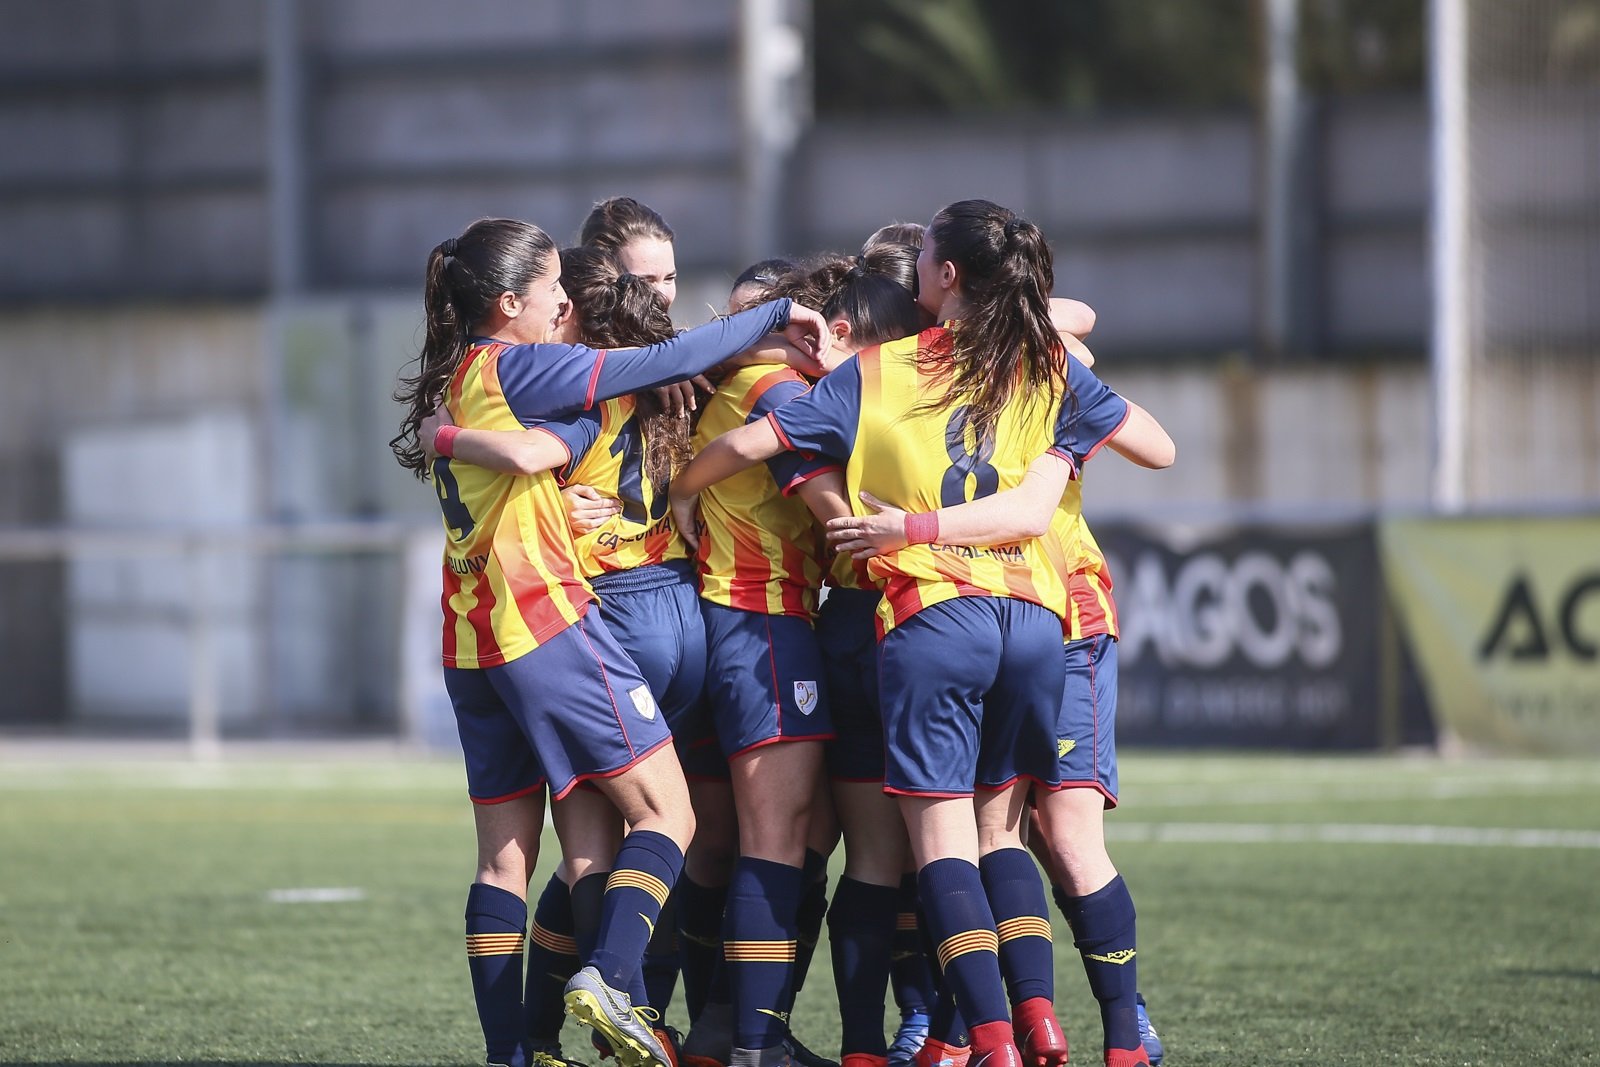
[391, 218, 558, 478]
[919, 200, 1065, 445]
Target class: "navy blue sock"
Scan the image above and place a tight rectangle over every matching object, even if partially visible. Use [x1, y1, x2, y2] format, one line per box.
[1059, 876, 1140, 1053]
[592, 830, 684, 990]
[642, 890, 681, 1019]
[525, 874, 579, 1045]
[677, 874, 729, 1020]
[723, 856, 804, 1049]
[465, 882, 528, 1067]
[827, 876, 898, 1056]
[979, 848, 1053, 1007]
[916, 859, 1009, 1033]
[793, 848, 830, 994]
[571, 871, 608, 963]
[929, 988, 967, 1048]
[891, 874, 935, 1020]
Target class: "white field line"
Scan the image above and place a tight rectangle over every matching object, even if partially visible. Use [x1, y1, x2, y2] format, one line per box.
[265, 887, 367, 903]
[1127, 774, 1600, 808]
[1107, 822, 1600, 849]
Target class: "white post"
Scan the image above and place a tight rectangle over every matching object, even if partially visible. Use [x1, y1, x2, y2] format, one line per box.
[188, 538, 222, 761]
[1430, 0, 1470, 511]
[737, 0, 807, 266]
[1260, 0, 1302, 357]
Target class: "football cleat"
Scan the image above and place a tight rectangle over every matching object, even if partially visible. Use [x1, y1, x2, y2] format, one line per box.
[887, 1012, 930, 1067]
[528, 1047, 594, 1067]
[1012, 998, 1067, 1067]
[1135, 993, 1162, 1067]
[564, 966, 671, 1067]
[783, 1032, 839, 1067]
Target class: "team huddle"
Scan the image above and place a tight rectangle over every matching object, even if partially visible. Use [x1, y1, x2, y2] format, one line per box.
[389, 197, 1175, 1067]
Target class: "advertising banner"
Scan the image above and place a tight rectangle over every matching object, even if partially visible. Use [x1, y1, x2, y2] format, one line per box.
[1380, 516, 1600, 753]
[1097, 522, 1386, 748]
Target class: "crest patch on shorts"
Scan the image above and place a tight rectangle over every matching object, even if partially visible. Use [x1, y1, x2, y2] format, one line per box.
[630, 684, 658, 722]
[794, 680, 819, 716]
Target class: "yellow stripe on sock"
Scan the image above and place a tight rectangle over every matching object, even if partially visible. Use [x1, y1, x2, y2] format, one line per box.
[936, 929, 999, 970]
[606, 869, 671, 908]
[723, 938, 798, 962]
[530, 923, 579, 956]
[466, 933, 526, 957]
[996, 916, 1053, 943]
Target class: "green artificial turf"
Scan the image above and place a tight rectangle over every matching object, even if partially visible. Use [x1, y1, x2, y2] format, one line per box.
[1, 752, 1596, 1066]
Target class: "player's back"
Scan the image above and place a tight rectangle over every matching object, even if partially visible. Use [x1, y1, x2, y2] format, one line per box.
[850, 327, 1067, 634]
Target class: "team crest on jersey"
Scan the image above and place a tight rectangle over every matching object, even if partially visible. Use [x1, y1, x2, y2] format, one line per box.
[1058, 738, 1077, 758]
[629, 685, 658, 722]
[794, 680, 819, 716]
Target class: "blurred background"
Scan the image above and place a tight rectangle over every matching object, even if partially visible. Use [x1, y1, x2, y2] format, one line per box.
[0, 0, 1595, 755]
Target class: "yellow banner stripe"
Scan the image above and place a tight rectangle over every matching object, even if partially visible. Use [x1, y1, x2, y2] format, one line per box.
[724, 939, 798, 962]
[530, 924, 579, 955]
[895, 913, 919, 930]
[606, 869, 671, 908]
[936, 930, 999, 970]
[996, 916, 1054, 943]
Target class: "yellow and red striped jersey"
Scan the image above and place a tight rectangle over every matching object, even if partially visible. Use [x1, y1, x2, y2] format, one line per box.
[1045, 354, 1132, 642]
[1049, 483, 1119, 641]
[537, 396, 689, 579]
[692, 363, 833, 618]
[769, 327, 1067, 637]
[435, 341, 593, 669]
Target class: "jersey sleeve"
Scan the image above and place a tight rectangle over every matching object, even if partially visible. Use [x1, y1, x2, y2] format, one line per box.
[529, 412, 602, 484]
[766, 356, 861, 463]
[494, 299, 792, 423]
[746, 374, 843, 494]
[1052, 354, 1130, 466]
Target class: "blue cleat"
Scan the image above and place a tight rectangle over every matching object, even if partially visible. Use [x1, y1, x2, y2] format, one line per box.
[887, 1012, 929, 1067]
[1134, 994, 1163, 1067]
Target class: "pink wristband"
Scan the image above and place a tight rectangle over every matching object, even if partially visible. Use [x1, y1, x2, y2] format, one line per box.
[433, 424, 462, 459]
[904, 510, 940, 546]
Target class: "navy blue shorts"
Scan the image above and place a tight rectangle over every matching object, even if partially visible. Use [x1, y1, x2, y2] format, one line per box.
[1041, 634, 1120, 807]
[593, 561, 712, 751]
[816, 587, 885, 782]
[876, 596, 1066, 797]
[444, 610, 673, 802]
[701, 600, 835, 759]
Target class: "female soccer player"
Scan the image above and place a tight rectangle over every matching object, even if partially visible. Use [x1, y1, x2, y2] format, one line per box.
[823, 355, 1174, 1067]
[390, 217, 829, 1067]
[672, 199, 1095, 1067]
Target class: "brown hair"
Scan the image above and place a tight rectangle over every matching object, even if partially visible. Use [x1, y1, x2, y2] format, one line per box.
[558, 246, 689, 491]
[920, 199, 1065, 444]
[580, 197, 674, 254]
[391, 218, 557, 478]
[798, 244, 923, 347]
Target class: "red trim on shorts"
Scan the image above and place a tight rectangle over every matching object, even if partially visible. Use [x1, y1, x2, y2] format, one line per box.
[549, 735, 674, 801]
[584, 350, 608, 409]
[882, 784, 974, 799]
[470, 781, 547, 805]
[727, 732, 837, 761]
[1036, 779, 1118, 808]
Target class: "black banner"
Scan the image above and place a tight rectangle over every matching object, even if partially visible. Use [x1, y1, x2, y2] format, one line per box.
[1096, 522, 1385, 749]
